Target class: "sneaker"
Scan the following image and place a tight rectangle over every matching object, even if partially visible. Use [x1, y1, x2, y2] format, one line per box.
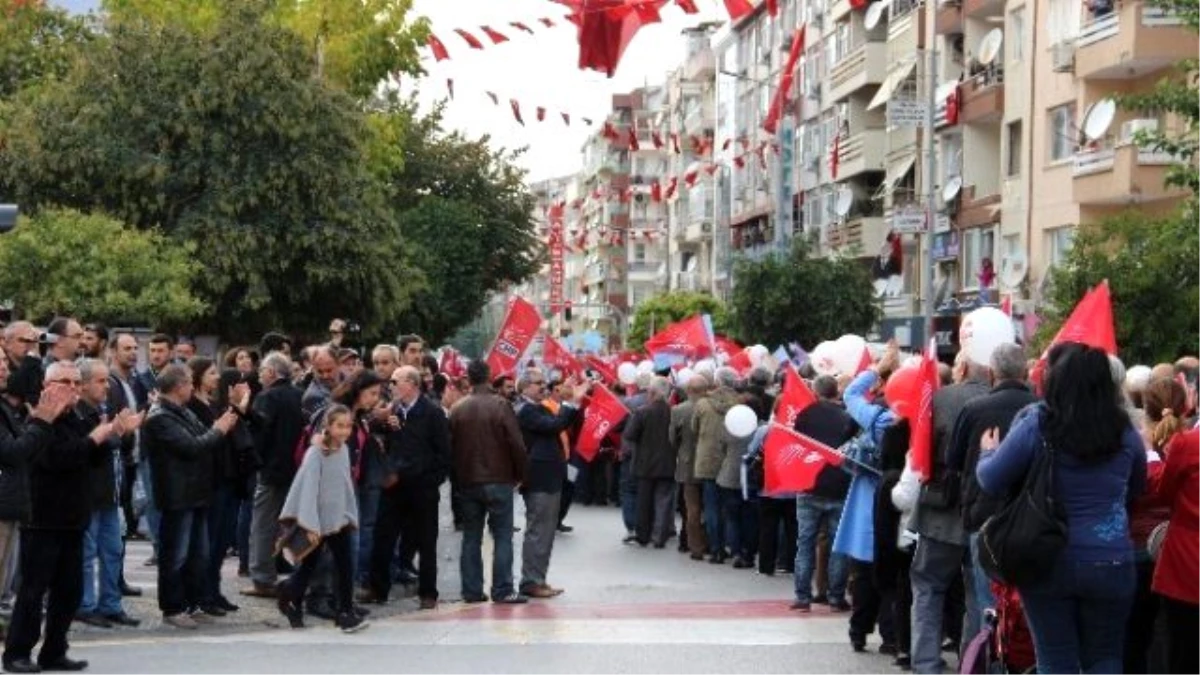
[163, 613, 198, 630]
[197, 604, 227, 618]
[337, 613, 369, 634]
[187, 609, 217, 624]
[893, 655, 912, 670]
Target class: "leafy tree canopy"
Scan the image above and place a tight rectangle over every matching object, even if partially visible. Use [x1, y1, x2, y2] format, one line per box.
[0, 209, 205, 325]
[628, 291, 729, 350]
[729, 241, 880, 349]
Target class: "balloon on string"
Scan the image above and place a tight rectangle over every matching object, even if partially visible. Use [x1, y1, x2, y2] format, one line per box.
[959, 307, 1016, 367]
[617, 362, 638, 386]
[831, 334, 868, 375]
[811, 341, 840, 376]
[724, 404, 758, 439]
[884, 365, 923, 420]
[747, 344, 769, 367]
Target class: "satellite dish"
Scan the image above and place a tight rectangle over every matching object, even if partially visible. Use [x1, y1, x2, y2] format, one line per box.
[979, 29, 1004, 66]
[942, 176, 963, 203]
[864, 2, 886, 31]
[835, 188, 855, 217]
[684, 256, 698, 273]
[1083, 98, 1117, 141]
[1000, 252, 1028, 290]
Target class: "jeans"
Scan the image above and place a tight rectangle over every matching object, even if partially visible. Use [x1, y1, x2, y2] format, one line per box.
[355, 487, 381, 585]
[2, 529, 83, 665]
[136, 460, 161, 556]
[80, 506, 123, 616]
[1020, 557, 1136, 674]
[157, 507, 209, 616]
[520, 491, 561, 589]
[719, 488, 756, 561]
[204, 483, 238, 604]
[967, 532, 994, 637]
[795, 496, 848, 604]
[459, 483, 516, 600]
[619, 459, 637, 533]
[910, 537, 966, 674]
[702, 480, 724, 555]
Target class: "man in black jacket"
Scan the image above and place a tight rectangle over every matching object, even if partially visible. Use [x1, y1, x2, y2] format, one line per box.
[242, 352, 304, 599]
[791, 375, 859, 612]
[626, 377, 676, 548]
[948, 343, 1035, 640]
[361, 366, 450, 609]
[142, 365, 237, 630]
[3, 361, 132, 674]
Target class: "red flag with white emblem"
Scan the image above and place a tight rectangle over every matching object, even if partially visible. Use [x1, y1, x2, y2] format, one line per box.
[577, 385, 629, 462]
[762, 424, 844, 496]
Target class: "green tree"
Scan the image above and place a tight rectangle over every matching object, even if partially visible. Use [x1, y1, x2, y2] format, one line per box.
[0, 0, 93, 100]
[729, 241, 880, 349]
[627, 291, 729, 350]
[0, 209, 205, 325]
[0, 4, 422, 341]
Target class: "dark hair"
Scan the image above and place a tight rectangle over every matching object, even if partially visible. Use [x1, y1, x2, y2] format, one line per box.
[332, 369, 385, 409]
[467, 359, 490, 386]
[259, 331, 291, 355]
[432, 372, 450, 398]
[492, 374, 512, 389]
[398, 334, 424, 353]
[797, 361, 817, 380]
[422, 354, 439, 375]
[47, 316, 73, 337]
[187, 356, 216, 390]
[1042, 342, 1130, 463]
[223, 346, 253, 369]
[813, 375, 839, 401]
[84, 322, 109, 342]
[149, 333, 174, 347]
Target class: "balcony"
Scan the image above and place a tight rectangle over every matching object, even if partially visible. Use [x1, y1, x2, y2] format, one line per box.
[830, 0, 855, 22]
[963, 0, 1003, 20]
[827, 216, 889, 257]
[935, 0, 963, 36]
[834, 128, 887, 180]
[1075, 2, 1195, 80]
[1073, 144, 1188, 205]
[627, 261, 663, 281]
[684, 48, 715, 81]
[959, 71, 1004, 125]
[957, 185, 1002, 228]
[829, 42, 888, 102]
[685, 219, 713, 243]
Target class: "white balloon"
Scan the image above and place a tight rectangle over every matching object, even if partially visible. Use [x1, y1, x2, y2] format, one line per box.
[959, 307, 1016, 367]
[636, 359, 655, 376]
[694, 358, 716, 377]
[747, 344, 769, 367]
[811, 341, 840, 376]
[675, 367, 696, 387]
[617, 362, 638, 385]
[1125, 365, 1152, 393]
[831, 334, 868, 376]
[724, 404, 759, 438]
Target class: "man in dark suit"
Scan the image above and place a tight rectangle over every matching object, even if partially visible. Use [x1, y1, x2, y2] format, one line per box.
[514, 369, 583, 599]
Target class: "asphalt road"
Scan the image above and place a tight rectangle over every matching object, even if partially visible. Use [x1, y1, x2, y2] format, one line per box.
[66, 498, 899, 674]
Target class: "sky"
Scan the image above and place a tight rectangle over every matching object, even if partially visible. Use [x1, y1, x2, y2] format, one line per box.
[406, 0, 728, 182]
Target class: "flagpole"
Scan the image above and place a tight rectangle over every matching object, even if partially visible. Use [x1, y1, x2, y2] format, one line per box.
[767, 423, 883, 476]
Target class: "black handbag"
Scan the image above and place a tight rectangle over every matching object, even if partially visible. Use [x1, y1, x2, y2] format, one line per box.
[978, 436, 1068, 586]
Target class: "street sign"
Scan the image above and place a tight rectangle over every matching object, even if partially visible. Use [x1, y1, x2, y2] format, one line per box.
[891, 207, 927, 233]
[888, 98, 928, 127]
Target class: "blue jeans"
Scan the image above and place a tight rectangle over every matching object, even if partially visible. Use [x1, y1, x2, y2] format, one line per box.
[965, 532, 995, 642]
[355, 487, 381, 585]
[137, 460, 161, 555]
[1020, 557, 1136, 674]
[702, 480, 724, 555]
[80, 506, 123, 616]
[157, 507, 209, 616]
[459, 483, 516, 599]
[619, 458, 637, 533]
[719, 487, 756, 560]
[204, 483, 238, 604]
[794, 496, 848, 604]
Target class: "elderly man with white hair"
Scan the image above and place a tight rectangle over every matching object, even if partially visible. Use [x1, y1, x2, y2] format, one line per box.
[624, 377, 677, 548]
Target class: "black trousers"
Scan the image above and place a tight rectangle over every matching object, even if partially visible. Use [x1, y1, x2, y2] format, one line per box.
[757, 498, 798, 574]
[283, 529, 353, 616]
[3, 529, 83, 664]
[370, 483, 439, 600]
[558, 476, 575, 526]
[849, 559, 896, 645]
[1162, 596, 1199, 675]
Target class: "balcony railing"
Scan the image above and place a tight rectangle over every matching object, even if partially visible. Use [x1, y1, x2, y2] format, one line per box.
[959, 69, 1005, 125]
[1073, 142, 1187, 205]
[1075, 2, 1193, 80]
[829, 42, 888, 102]
[935, 0, 963, 35]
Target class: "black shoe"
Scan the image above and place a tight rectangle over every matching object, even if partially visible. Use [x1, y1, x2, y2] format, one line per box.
[118, 583, 142, 598]
[556, 524, 573, 533]
[3, 658, 41, 673]
[732, 557, 753, 569]
[829, 599, 852, 612]
[879, 642, 899, 656]
[462, 594, 489, 604]
[352, 605, 370, 618]
[652, 541, 666, 549]
[811, 594, 829, 604]
[492, 592, 527, 605]
[100, 612, 140, 627]
[893, 655, 912, 670]
[851, 637, 867, 653]
[36, 657, 87, 672]
[72, 612, 110, 629]
[198, 604, 226, 618]
[214, 596, 239, 613]
[336, 612, 369, 634]
[306, 602, 336, 621]
[276, 595, 303, 629]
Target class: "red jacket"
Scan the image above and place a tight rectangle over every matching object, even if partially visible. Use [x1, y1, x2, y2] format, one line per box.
[1148, 428, 1199, 604]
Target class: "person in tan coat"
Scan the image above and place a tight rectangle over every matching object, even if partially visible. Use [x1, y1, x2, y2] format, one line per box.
[691, 368, 741, 563]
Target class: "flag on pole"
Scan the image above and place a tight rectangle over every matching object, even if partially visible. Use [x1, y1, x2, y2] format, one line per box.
[484, 297, 542, 378]
[1030, 280, 1117, 392]
[772, 365, 818, 427]
[762, 423, 845, 496]
[576, 385, 629, 462]
[910, 339, 940, 482]
[543, 335, 585, 377]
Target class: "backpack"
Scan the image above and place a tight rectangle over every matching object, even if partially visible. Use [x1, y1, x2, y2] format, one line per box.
[841, 408, 887, 475]
[977, 435, 1067, 587]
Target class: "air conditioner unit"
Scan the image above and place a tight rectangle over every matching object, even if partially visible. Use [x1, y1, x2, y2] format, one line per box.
[1121, 118, 1159, 143]
[1051, 42, 1075, 73]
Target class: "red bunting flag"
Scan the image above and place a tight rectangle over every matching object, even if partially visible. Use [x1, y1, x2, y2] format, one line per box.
[734, 155, 746, 169]
[585, 355, 618, 384]
[603, 121, 621, 141]
[670, 132, 680, 154]
[664, 176, 679, 199]
[562, 112, 571, 125]
[539, 17, 556, 28]
[722, 138, 733, 151]
[723, 0, 755, 21]
[773, 365, 818, 427]
[676, 0, 700, 12]
[427, 34, 451, 61]
[484, 297, 542, 378]
[705, 163, 720, 176]
[650, 180, 662, 202]
[454, 28, 485, 49]
[486, 91, 498, 105]
[439, 347, 467, 379]
[766, 0, 779, 16]
[644, 315, 713, 359]
[582, 117, 593, 125]
[543, 335, 585, 377]
[537, 106, 546, 122]
[480, 26, 509, 44]
[577, 385, 629, 462]
[1000, 294, 1012, 316]
[1030, 280, 1117, 392]
[510, 99, 525, 125]
[763, 424, 844, 496]
[652, 131, 664, 149]
[510, 21, 534, 34]
[684, 166, 699, 187]
[627, 126, 640, 151]
[763, 26, 806, 134]
[910, 339, 940, 483]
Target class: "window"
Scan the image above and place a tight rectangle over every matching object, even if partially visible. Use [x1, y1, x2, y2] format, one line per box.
[942, 134, 963, 182]
[1048, 103, 1077, 162]
[1046, 226, 1075, 267]
[962, 227, 997, 289]
[825, 33, 839, 69]
[1009, 9, 1025, 62]
[1006, 120, 1023, 177]
[633, 243, 647, 263]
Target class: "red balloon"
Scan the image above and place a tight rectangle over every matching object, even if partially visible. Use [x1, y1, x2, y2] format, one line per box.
[884, 366, 922, 420]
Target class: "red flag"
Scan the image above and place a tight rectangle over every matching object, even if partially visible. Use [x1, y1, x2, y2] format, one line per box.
[763, 26, 806, 134]
[723, 0, 755, 20]
[773, 366, 818, 427]
[484, 297, 542, 378]
[727, 350, 753, 376]
[1000, 295, 1012, 316]
[644, 315, 713, 359]
[650, 180, 662, 202]
[585, 355, 618, 384]
[510, 99, 524, 125]
[733, 155, 746, 169]
[763, 424, 844, 496]
[439, 348, 466, 379]
[664, 176, 679, 199]
[577, 385, 629, 462]
[684, 166, 699, 187]
[676, 0, 700, 12]
[562, 112, 571, 125]
[603, 121, 621, 141]
[627, 126, 640, 151]
[910, 340, 940, 482]
[1031, 280, 1117, 391]
[537, 106, 546, 122]
[714, 334, 743, 359]
[511, 21, 535, 34]
[855, 345, 873, 375]
[766, 0, 779, 16]
[480, 26, 509, 44]
[543, 335, 585, 376]
[652, 131, 664, 149]
[454, 28, 485, 49]
[427, 34, 451, 61]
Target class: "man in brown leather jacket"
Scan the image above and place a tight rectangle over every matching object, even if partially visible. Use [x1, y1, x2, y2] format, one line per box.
[448, 360, 528, 605]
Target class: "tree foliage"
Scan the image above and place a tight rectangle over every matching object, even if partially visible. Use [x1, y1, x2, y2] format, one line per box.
[0, 0, 93, 101]
[0, 209, 205, 325]
[729, 241, 880, 349]
[627, 291, 729, 350]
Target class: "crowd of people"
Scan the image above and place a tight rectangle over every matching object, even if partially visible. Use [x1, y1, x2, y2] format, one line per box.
[0, 313, 1196, 675]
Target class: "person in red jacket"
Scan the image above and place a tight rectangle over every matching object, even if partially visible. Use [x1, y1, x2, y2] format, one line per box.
[1147, 426, 1198, 674]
